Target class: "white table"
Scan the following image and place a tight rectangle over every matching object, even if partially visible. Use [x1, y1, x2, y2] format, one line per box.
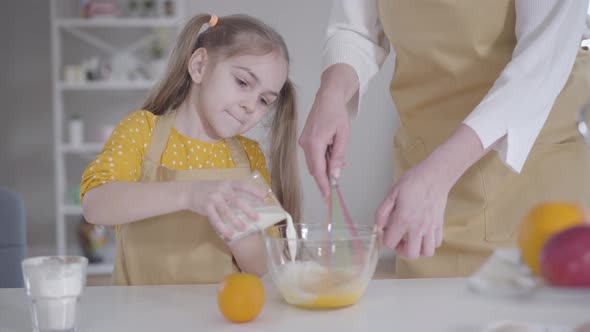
[1, 278, 588, 332]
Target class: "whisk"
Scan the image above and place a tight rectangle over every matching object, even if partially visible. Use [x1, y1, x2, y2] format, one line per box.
[324, 146, 365, 269]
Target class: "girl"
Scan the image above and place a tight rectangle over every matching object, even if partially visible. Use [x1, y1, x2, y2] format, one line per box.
[81, 14, 301, 285]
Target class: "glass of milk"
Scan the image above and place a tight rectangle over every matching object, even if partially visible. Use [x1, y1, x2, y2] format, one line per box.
[21, 256, 88, 332]
[226, 171, 294, 243]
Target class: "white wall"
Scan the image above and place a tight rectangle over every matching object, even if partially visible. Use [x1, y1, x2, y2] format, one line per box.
[1, 0, 397, 251]
[0, 1, 56, 247]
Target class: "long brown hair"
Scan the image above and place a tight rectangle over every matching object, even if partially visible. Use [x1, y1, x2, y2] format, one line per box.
[142, 14, 301, 223]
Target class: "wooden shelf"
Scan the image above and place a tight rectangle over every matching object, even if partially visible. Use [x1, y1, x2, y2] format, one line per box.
[61, 143, 104, 154]
[58, 80, 156, 91]
[56, 17, 180, 28]
[50, 0, 184, 258]
[86, 262, 114, 276]
[63, 204, 83, 215]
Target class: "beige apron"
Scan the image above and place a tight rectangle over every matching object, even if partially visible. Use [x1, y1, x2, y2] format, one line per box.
[377, 0, 590, 277]
[112, 112, 250, 285]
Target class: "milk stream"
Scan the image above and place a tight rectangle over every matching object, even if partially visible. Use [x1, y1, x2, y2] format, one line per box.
[228, 205, 297, 260]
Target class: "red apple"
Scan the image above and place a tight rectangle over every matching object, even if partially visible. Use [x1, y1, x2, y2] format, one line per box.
[575, 322, 590, 332]
[539, 225, 590, 287]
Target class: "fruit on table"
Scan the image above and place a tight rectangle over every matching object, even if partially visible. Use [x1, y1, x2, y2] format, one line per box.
[217, 273, 265, 323]
[540, 225, 590, 287]
[518, 202, 586, 274]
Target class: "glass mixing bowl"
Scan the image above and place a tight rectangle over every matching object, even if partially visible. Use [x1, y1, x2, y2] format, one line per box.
[264, 223, 382, 309]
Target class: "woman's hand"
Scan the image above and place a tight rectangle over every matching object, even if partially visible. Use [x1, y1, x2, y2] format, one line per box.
[375, 160, 449, 259]
[299, 89, 350, 198]
[299, 64, 359, 198]
[183, 180, 267, 240]
[375, 124, 489, 259]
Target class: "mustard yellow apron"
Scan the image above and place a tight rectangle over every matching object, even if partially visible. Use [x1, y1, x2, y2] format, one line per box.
[377, 0, 590, 277]
[112, 112, 250, 285]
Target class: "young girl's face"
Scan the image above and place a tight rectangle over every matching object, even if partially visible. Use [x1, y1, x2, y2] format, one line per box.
[197, 51, 288, 139]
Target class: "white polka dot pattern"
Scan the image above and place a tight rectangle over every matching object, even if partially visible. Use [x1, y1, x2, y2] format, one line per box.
[80, 110, 270, 202]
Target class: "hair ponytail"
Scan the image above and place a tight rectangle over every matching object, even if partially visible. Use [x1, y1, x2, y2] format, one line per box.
[270, 79, 302, 223]
[142, 14, 213, 115]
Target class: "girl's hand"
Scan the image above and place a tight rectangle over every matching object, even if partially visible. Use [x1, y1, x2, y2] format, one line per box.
[375, 160, 449, 259]
[183, 180, 267, 240]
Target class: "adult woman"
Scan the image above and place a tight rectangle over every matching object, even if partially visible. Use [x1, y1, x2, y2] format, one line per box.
[299, 1, 590, 277]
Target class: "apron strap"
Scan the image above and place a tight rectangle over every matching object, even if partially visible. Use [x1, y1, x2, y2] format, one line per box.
[145, 111, 176, 162]
[225, 137, 250, 169]
[142, 111, 250, 173]
[140, 111, 176, 180]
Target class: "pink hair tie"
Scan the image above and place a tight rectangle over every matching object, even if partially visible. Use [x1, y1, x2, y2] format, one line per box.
[208, 15, 218, 27]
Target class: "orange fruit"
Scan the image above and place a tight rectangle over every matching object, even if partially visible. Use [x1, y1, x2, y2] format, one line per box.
[518, 202, 586, 275]
[217, 273, 265, 323]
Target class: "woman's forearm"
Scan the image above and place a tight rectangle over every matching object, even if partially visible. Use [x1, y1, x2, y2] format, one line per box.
[82, 181, 190, 225]
[426, 124, 495, 189]
[319, 63, 360, 103]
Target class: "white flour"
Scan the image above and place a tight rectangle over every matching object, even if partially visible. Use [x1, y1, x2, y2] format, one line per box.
[23, 257, 86, 331]
[25, 257, 85, 298]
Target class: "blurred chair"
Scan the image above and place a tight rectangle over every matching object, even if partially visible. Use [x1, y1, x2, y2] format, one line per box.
[0, 186, 27, 288]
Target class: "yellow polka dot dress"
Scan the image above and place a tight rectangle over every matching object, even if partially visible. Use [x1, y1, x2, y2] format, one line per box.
[81, 110, 270, 201]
